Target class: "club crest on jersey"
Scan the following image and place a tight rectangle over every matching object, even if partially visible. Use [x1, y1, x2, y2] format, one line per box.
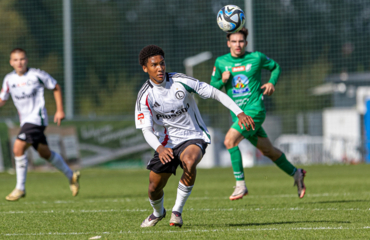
[137, 113, 145, 125]
[232, 74, 250, 95]
[175, 90, 185, 100]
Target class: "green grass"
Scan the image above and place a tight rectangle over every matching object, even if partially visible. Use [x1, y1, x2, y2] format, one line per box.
[0, 164, 370, 239]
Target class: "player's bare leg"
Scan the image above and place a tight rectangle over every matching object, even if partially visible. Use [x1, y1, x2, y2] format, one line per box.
[141, 172, 171, 227]
[256, 137, 306, 198]
[224, 128, 248, 200]
[39, 143, 78, 196]
[6, 139, 30, 201]
[170, 145, 203, 227]
[256, 137, 282, 161]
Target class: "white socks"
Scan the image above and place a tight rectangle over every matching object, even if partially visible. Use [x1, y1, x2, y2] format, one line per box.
[14, 152, 72, 191]
[236, 180, 246, 187]
[48, 151, 73, 180]
[150, 194, 164, 217]
[172, 182, 193, 214]
[15, 155, 28, 191]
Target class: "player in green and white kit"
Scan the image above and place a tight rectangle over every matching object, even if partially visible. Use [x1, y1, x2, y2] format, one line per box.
[211, 28, 306, 200]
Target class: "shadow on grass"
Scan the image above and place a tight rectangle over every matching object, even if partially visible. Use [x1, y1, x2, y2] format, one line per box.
[227, 220, 351, 227]
[300, 200, 368, 204]
[192, 220, 351, 228]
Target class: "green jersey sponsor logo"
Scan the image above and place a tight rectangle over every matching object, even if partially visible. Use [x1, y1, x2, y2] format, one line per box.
[232, 74, 250, 96]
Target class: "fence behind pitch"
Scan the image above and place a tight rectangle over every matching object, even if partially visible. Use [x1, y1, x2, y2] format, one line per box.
[0, 0, 369, 165]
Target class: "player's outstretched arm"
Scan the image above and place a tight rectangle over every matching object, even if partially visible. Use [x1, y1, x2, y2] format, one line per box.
[0, 99, 6, 107]
[210, 88, 255, 131]
[53, 84, 65, 126]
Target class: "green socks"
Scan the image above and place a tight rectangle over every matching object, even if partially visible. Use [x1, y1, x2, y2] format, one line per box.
[228, 146, 244, 181]
[229, 147, 296, 179]
[273, 153, 297, 176]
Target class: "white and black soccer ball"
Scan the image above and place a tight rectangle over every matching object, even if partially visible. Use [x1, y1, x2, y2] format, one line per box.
[217, 5, 245, 33]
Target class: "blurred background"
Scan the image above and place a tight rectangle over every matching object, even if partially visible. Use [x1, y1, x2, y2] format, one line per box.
[0, 0, 370, 170]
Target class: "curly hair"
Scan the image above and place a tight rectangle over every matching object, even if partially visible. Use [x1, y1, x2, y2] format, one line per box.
[139, 45, 165, 66]
[226, 28, 248, 41]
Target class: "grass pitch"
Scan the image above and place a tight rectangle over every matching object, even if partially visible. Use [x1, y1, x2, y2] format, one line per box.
[0, 164, 370, 239]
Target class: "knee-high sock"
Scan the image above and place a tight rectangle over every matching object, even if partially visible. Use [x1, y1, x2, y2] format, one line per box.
[15, 155, 28, 191]
[273, 153, 297, 176]
[48, 151, 73, 180]
[229, 146, 244, 181]
[150, 194, 164, 217]
[172, 182, 193, 214]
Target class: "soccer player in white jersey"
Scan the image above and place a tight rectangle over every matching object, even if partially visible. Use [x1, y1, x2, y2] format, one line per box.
[136, 45, 255, 227]
[0, 48, 80, 201]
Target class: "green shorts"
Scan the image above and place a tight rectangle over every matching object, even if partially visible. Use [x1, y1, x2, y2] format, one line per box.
[231, 109, 268, 147]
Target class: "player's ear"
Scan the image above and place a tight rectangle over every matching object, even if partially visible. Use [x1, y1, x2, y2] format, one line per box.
[227, 40, 231, 48]
[142, 65, 148, 73]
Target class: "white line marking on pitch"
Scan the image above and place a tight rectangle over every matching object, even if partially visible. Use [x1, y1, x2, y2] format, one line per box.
[2, 226, 370, 236]
[0, 207, 369, 215]
[0, 192, 368, 206]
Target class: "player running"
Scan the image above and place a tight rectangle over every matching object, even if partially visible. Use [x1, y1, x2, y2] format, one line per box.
[210, 28, 306, 201]
[0, 48, 80, 201]
[136, 45, 254, 227]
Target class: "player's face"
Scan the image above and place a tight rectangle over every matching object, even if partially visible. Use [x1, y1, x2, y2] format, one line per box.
[227, 33, 247, 57]
[10, 52, 28, 75]
[143, 55, 166, 84]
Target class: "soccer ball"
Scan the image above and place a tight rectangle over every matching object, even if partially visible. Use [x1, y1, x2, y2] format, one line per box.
[217, 5, 245, 33]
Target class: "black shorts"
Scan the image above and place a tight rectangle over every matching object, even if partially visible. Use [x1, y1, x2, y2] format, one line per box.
[17, 123, 48, 150]
[147, 139, 208, 175]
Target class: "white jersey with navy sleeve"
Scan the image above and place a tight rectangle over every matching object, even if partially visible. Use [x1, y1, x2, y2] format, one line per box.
[135, 72, 214, 148]
[0, 68, 57, 126]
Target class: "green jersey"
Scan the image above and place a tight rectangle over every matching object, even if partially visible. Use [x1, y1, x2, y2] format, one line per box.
[210, 51, 280, 121]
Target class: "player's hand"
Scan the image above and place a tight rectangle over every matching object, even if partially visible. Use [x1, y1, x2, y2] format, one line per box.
[54, 110, 65, 126]
[261, 83, 275, 96]
[222, 71, 231, 83]
[156, 145, 174, 164]
[237, 112, 255, 131]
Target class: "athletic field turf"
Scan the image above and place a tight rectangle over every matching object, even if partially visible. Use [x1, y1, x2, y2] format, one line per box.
[0, 164, 369, 239]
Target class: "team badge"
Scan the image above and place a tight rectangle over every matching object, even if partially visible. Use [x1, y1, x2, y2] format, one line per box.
[245, 64, 252, 72]
[175, 90, 185, 100]
[232, 74, 250, 96]
[137, 113, 145, 125]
